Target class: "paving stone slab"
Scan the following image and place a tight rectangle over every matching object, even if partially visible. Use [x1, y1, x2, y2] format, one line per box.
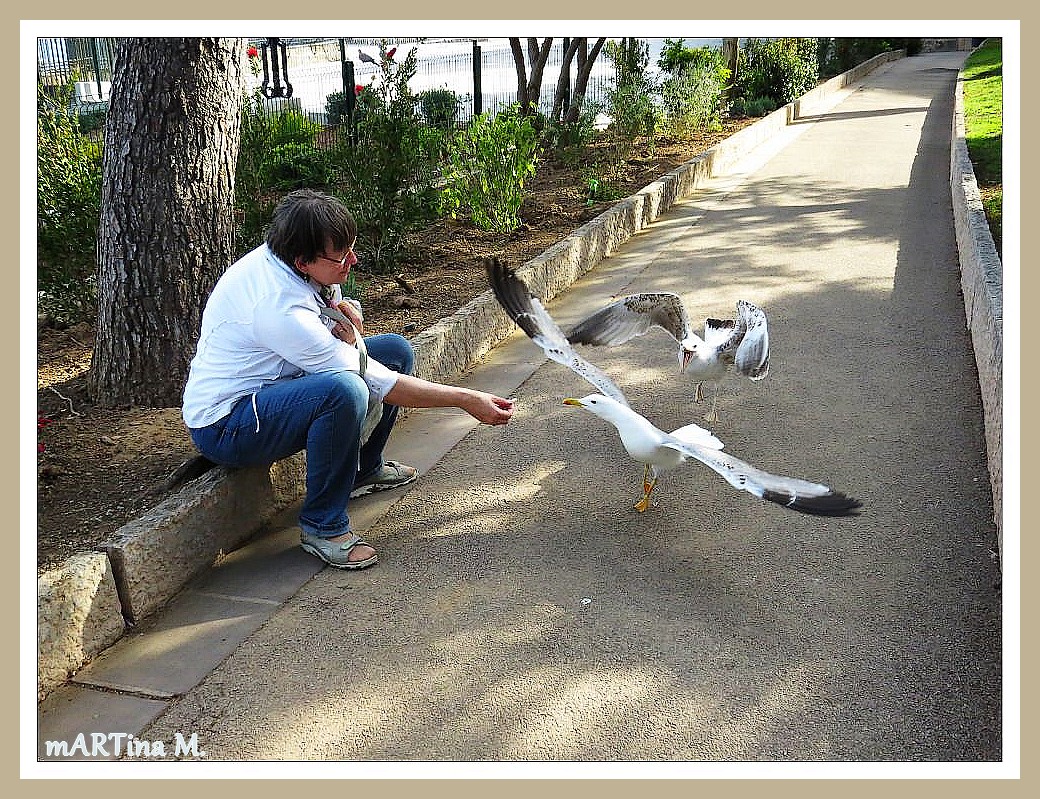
[37, 683, 168, 761]
[71, 589, 275, 698]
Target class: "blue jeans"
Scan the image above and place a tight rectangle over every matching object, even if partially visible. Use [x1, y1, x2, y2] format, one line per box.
[189, 335, 414, 539]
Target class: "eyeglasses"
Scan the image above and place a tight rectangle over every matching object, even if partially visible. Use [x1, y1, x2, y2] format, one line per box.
[316, 248, 354, 266]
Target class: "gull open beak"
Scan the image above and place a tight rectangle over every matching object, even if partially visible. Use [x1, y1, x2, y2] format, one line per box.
[680, 349, 693, 373]
[563, 398, 584, 407]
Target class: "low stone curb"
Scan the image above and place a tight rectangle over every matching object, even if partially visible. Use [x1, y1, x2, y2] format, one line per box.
[950, 48, 1003, 558]
[37, 50, 906, 701]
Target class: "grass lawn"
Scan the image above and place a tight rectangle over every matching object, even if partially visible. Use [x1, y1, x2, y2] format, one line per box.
[961, 38, 1002, 255]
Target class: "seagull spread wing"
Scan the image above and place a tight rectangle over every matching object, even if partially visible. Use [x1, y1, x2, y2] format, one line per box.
[661, 437, 860, 516]
[566, 292, 693, 348]
[703, 317, 742, 353]
[734, 299, 770, 380]
[487, 259, 631, 407]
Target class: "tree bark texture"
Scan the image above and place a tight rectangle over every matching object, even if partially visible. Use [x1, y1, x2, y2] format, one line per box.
[562, 37, 606, 125]
[722, 37, 739, 100]
[90, 37, 244, 407]
[508, 38, 529, 111]
[524, 38, 553, 110]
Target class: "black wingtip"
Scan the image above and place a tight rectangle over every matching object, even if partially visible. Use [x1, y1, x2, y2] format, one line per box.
[487, 258, 543, 340]
[762, 490, 863, 517]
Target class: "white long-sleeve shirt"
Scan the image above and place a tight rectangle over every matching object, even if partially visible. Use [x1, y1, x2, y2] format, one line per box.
[182, 244, 400, 429]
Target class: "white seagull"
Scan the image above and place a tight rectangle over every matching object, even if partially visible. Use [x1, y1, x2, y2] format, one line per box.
[488, 259, 860, 517]
[565, 291, 770, 422]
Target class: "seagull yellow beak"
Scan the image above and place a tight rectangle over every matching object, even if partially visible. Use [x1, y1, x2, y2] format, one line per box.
[563, 398, 584, 407]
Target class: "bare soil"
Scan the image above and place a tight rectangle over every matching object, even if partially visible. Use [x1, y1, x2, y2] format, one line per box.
[35, 122, 754, 575]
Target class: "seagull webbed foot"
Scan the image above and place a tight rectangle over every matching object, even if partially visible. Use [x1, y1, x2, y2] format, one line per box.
[635, 467, 656, 512]
[704, 386, 720, 423]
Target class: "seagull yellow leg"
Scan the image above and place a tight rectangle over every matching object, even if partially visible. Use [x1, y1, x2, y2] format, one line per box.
[704, 384, 720, 423]
[634, 464, 657, 512]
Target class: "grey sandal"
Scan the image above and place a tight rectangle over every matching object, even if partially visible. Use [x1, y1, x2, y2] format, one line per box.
[300, 531, 377, 570]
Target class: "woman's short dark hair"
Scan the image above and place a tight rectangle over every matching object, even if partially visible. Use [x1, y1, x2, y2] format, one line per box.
[266, 189, 357, 269]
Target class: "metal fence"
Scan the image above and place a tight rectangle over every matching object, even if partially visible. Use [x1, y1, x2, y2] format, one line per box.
[36, 36, 711, 123]
[37, 37, 118, 109]
[242, 37, 621, 125]
[36, 36, 730, 150]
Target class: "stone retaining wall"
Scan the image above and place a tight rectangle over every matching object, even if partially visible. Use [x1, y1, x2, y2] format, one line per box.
[950, 62, 1004, 558]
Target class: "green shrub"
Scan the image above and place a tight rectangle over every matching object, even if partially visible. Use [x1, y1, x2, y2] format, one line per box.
[37, 80, 103, 323]
[581, 168, 625, 205]
[734, 38, 819, 107]
[418, 87, 460, 129]
[267, 108, 322, 146]
[260, 142, 334, 190]
[234, 94, 326, 253]
[439, 105, 539, 233]
[332, 43, 441, 272]
[325, 90, 351, 125]
[604, 38, 660, 161]
[540, 101, 602, 166]
[76, 107, 107, 135]
[817, 38, 920, 78]
[659, 46, 729, 137]
[730, 95, 778, 118]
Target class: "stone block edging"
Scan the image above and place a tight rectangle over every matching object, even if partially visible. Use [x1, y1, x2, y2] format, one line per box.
[950, 53, 1003, 558]
[37, 50, 905, 701]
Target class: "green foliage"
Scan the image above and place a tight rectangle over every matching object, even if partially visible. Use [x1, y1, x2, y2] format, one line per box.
[37, 79, 103, 323]
[235, 95, 327, 253]
[604, 38, 660, 161]
[729, 95, 778, 118]
[333, 43, 441, 272]
[817, 38, 920, 78]
[417, 87, 460, 129]
[267, 108, 322, 146]
[581, 168, 625, 205]
[325, 90, 351, 125]
[962, 38, 1002, 252]
[340, 270, 365, 302]
[734, 38, 819, 107]
[439, 105, 539, 233]
[658, 39, 725, 77]
[540, 101, 602, 166]
[658, 45, 729, 137]
[76, 107, 107, 135]
[260, 142, 335, 190]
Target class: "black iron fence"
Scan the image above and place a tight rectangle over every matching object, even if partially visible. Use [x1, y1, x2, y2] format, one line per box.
[37, 37, 118, 107]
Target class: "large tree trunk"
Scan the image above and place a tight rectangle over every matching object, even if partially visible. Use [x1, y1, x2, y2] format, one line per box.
[89, 37, 244, 407]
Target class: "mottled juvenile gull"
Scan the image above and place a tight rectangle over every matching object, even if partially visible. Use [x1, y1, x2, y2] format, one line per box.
[566, 291, 770, 422]
[487, 259, 860, 516]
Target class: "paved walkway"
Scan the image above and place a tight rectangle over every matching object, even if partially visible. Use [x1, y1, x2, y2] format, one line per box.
[37, 52, 1002, 769]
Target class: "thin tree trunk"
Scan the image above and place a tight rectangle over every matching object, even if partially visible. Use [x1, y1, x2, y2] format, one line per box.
[551, 37, 584, 122]
[525, 37, 553, 111]
[508, 38, 529, 112]
[563, 37, 606, 125]
[723, 37, 739, 101]
[89, 37, 244, 407]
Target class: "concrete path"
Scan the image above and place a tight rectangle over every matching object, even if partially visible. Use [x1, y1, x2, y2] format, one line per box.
[37, 52, 1001, 767]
